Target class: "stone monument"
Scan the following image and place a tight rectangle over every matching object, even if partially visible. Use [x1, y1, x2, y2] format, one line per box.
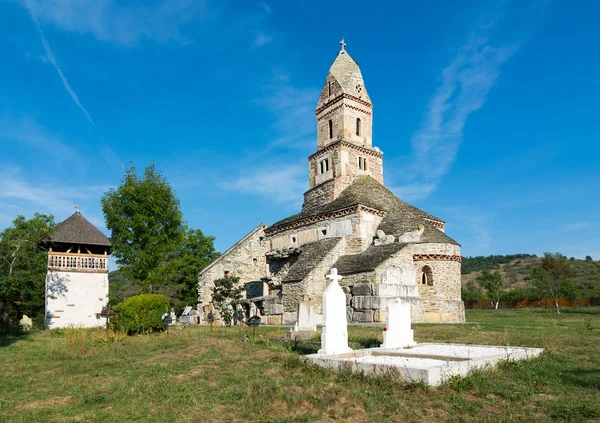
[318, 268, 352, 356]
[381, 299, 416, 349]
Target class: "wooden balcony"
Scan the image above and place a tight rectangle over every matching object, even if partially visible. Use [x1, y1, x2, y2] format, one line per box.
[48, 252, 108, 273]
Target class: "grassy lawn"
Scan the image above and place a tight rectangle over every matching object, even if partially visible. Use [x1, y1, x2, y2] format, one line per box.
[1, 308, 599, 423]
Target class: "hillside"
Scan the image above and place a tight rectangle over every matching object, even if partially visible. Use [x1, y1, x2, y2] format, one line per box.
[461, 254, 600, 296]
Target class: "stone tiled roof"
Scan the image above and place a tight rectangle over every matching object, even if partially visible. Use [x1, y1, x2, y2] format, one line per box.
[317, 50, 371, 109]
[50, 212, 111, 246]
[283, 237, 343, 282]
[268, 176, 458, 245]
[333, 243, 408, 275]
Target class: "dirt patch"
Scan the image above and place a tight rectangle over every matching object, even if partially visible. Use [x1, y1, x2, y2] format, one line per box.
[22, 396, 73, 410]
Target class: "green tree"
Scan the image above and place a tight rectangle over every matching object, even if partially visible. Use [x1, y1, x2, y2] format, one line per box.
[461, 281, 484, 302]
[530, 252, 574, 314]
[146, 227, 219, 308]
[0, 214, 55, 323]
[101, 164, 185, 287]
[586, 255, 593, 261]
[211, 276, 245, 326]
[477, 270, 504, 309]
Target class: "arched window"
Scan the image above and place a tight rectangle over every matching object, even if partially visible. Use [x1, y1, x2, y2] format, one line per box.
[356, 118, 361, 136]
[421, 266, 433, 286]
[328, 120, 333, 139]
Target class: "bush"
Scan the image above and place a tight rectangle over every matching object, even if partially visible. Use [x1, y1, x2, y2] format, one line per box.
[111, 294, 171, 334]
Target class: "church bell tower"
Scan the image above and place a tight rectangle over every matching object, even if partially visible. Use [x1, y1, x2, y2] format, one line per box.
[303, 39, 384, 210]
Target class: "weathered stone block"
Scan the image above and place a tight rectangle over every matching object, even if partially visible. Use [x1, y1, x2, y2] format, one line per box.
[346, 294, 351, 306]
[351, 296, 391, 310]
[423, 312, 441, 323]
[353, 310, 374, 323]
[371, 284, 419, 298]
[264, 301, 284, 315]
[346, 306, 354, 322]
[266, 315, 282, 325]
[373, 309, 386, 323]
[352, 283, 372, 296]
[341, 286, 350, 294]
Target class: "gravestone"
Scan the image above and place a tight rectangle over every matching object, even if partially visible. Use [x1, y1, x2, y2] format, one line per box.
[381, 299, 415, 349]
[318, 268, 352, 356]
[19, 315, 33, 331]
[179, 306, 193, 324]
[296, 301, 323, 332]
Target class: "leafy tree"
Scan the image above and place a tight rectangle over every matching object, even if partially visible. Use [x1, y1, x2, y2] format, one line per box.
[211, 276, 245, 326]
[477, 270, 504, 309]
[586, 255, 593, 261]
[0, 214, 55, 324]
[145, 227, 219, 308]
[102, 164, 185, 287]
[530, 252, 574, 314]
[461, 281, 484, 301]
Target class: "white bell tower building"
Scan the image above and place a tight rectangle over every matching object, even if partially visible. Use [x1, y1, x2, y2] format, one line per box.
[45, 206, 111, 329]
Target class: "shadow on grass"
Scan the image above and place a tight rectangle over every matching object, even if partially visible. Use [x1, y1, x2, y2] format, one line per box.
[561, 368, 600, 389]
[560, 307, 600, 315]
[0, 326, 30, 347]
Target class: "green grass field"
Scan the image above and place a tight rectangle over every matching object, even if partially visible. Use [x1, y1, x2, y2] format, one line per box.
[1, 308, 599, 423]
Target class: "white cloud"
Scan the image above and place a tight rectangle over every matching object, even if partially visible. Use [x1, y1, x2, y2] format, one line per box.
[22, 0, 210, 47]
[392, 21, 520, 202]
[256, 72, 319, 152]
[0, 167, 109, 229]
[253, 31, 272, 48]
[219, 164, 306, 205]
[0, 115, 79, 162]
[444, 206, 495, 256]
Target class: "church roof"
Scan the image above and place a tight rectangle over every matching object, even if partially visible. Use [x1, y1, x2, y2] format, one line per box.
[50, 212, 111, 247]
[267, 176, 458, 246]
[317, 50, 371, 109]
[283, 237, 343, 282]
[333, 243, 408, 275]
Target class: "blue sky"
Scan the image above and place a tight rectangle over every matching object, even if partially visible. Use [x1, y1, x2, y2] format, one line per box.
[1, 0, 598, 260]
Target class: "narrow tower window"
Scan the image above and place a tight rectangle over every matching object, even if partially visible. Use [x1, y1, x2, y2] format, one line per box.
[356, 118, 361, 136]
[328, 120, 333, 139]
[328, 81, 332, 96]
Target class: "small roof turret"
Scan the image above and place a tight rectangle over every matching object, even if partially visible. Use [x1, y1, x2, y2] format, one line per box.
[49, 209, 111, 247]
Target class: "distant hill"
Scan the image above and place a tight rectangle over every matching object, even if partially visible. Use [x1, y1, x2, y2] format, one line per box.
[461, 254, 600, 297]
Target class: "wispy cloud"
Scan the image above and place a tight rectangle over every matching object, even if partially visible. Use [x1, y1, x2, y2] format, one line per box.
[253, 31, 272, 48]
[255, 72, 319, 152]
[22, 0, 210, 47]
[24, 0, 125, 172]
[0, 167, 109, 228]
[444, 206, 495, 256]
[25, 1, 96, 127]
[0, 114, 79, 162]
[391, 13, 526, 201]
[219, 164, 306, 206]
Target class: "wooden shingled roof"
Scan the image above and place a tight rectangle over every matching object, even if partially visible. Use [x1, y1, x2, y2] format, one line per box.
[50, 212, 111, 247]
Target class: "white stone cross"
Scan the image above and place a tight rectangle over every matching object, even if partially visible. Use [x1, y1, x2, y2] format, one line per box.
[75, 205, 81, 213]
[339, 37, 346, 52]
[327, 267, 343, 283]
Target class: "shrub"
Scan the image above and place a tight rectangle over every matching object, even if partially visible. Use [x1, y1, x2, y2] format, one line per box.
[111, 294, 170, 334]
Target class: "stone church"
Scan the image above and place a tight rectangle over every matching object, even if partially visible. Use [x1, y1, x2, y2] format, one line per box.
[198, 42, 464, 325]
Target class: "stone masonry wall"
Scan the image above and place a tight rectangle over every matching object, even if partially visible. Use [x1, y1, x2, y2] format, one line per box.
[197, 225, 268, 320]
[282, 238, 347, 325]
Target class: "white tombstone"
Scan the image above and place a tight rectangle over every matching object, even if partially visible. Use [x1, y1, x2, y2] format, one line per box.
[318, 268, 352, 356]
[169, 308, 176, 326]
[295, 301, 323, 332]
[381, 299, 416, 349]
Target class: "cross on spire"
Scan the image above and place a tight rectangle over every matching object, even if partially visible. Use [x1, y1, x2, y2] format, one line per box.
[75, 205, 81, 214]
[339, 37, 346, 52]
